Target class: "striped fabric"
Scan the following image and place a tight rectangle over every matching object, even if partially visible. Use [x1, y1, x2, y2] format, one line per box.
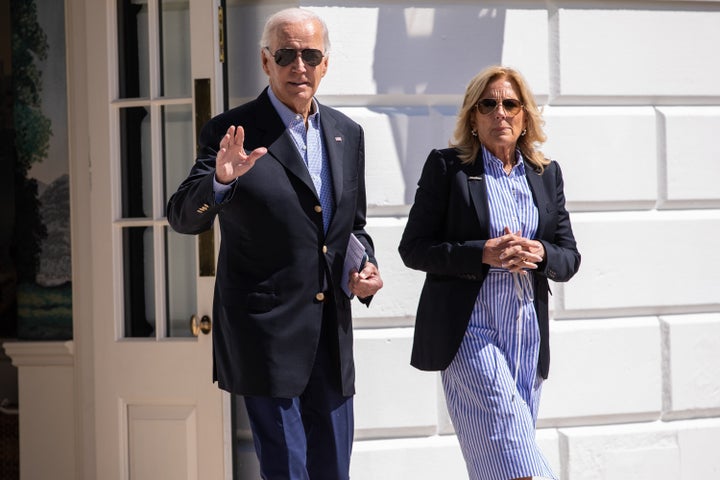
[441, 146, 556, 480]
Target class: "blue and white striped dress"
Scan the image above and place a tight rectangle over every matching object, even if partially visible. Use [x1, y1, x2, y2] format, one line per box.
[441, 146, 556, 480]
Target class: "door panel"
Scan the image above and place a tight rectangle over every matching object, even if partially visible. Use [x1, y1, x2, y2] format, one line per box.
[126, 404, 198, 479]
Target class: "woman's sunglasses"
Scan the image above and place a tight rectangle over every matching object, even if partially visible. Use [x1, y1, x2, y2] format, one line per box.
[265, 47, 325, 67]
[475, 98, 524, 116]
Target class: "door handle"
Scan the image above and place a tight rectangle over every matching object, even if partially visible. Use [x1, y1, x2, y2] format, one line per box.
[190, 314, 212, 336]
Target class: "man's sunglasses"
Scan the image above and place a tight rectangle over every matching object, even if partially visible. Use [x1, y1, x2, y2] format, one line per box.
[265, 47, 325, 67]
[475, 98, 524, 116]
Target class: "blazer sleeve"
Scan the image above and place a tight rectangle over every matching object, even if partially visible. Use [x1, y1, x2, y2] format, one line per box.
[348, 125, 377, 306]
[535, 161, 581, 283]
[350, 126, 376, 263]
[166, 117, 229, 235]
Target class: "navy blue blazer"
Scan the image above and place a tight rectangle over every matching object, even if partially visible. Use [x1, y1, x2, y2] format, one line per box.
[398, 148, 580, 379]
[167, 88, 375, 397]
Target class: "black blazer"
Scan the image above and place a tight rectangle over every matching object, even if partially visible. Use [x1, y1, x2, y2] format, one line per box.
[167, 88, 375, 397]
[398, 148, 580, 379]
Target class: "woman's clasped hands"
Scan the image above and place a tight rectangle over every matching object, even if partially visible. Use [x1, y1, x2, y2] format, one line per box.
[483, 226, 545, 273]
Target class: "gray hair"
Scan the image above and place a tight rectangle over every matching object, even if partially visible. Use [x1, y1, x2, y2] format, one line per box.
[260, 8, 331, 53]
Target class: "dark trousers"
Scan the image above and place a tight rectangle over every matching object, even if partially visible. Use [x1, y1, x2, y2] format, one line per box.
[244, 304, 353, 480]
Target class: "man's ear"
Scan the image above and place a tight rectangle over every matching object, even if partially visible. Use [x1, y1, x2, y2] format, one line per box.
[319, 55, 329, 79]
[260, 49, 270, 75]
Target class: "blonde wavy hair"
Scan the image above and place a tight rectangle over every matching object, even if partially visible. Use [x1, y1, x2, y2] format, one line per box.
[450, 66, 549, 172]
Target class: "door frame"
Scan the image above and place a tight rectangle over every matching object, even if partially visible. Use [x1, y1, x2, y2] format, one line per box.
[66, 0, 230, 478]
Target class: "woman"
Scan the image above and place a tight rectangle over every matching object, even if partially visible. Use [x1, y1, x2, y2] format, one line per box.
[398, 66, 581, 480]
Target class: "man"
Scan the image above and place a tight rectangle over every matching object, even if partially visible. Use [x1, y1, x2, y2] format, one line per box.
[166, 7, 383, 480]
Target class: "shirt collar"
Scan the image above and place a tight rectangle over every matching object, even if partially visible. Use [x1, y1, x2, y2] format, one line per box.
[267, 86, 320, 128]
[481, 145, 526, 175]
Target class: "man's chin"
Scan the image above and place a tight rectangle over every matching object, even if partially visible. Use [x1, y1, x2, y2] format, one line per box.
[289, 85, 313, 96]
[289, 90, 314, 104]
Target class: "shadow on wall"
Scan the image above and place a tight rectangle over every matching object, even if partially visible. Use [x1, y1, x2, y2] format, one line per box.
[224, 3, 276, 107]
[371, 6, 506, 204]
[222, 4, 509, 206]
[372, 6, 505, 95]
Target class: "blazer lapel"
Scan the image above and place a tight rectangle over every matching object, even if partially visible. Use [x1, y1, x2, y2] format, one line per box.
[319, 105, 345, 208]
[267, 130, 317, 196]
[465, 158, 491, 239]
[524, 163, 549, 239]
[254, 91, 317, 197]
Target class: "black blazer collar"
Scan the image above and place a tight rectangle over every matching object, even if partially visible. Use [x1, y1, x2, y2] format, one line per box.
[524, 162, 549, 239]
[254, 88, 317, 197]
[464, 152, 549, 240]
[465, 153, 491, 240]
[318, 105, 347, 208]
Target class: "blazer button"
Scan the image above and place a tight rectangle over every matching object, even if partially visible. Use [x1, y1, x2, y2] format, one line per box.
[322, 245, 328, 254]
[314, 205, 322, 213]
[315, 292, 325, 302]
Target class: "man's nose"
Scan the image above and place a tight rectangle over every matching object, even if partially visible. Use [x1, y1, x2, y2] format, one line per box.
[291, 52, 307, 70]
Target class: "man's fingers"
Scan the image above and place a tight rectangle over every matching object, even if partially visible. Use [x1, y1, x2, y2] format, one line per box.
[216, 127, 266, 182]
[246, 147, 268, 163]
[221, 126, 236, 149]
[234, 125, 246, 146]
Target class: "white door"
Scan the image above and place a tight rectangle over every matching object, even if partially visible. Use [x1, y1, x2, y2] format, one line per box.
[84, 0, 228, 478]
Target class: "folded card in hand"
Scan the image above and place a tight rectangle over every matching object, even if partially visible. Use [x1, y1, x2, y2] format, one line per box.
[341, 233, 367, 298]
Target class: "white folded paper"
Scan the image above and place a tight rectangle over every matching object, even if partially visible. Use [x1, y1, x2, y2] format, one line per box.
[341, 233, 367, 298]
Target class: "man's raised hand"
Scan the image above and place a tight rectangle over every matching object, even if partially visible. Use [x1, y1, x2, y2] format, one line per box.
[215, 125, 267, 184]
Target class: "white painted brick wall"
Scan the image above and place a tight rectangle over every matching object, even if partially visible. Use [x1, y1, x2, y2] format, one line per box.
[659, 107, 720, 203]
[555, 8, 720, 97]
[540, 318, 663, 425]
[542, 107, 659, 207]
[298, 1, 720, 478]
[662, 314, 720, 418]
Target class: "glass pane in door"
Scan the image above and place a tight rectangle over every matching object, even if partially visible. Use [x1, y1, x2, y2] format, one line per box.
[165, 227, 196, 337]
[160, 0, 191, 97]
[118, 0, 150, 99]
[162, 104, 193, 205]
[123, 226, 156, 337]
[120, 106, 152, 218]
[116, 0, 196, 339]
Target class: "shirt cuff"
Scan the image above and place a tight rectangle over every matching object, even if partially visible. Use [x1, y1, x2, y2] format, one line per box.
[213, 176, 234, 204]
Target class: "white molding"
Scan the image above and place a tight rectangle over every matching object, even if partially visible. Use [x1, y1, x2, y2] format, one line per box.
[3, 341, 75, 367]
